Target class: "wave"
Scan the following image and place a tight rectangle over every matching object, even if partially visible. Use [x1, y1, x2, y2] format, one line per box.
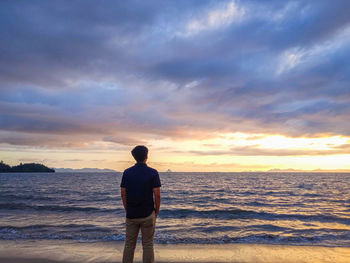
[1, 203, 348, 225]
[0, 203, 123, 213]
[0, 193, 55, 201]
[245, 201, 276, 207]
[0, 223, 110, 231]
[0, 193, 119, 203]
[154, 233, 350, 246]
[159, 208, 350, 224]
[1, 226, 349, 247]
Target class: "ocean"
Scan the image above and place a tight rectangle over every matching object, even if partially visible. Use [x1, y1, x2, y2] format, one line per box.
[0, 172, 349, 247]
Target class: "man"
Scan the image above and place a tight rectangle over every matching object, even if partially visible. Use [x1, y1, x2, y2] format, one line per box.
[120, 145, 161, 263]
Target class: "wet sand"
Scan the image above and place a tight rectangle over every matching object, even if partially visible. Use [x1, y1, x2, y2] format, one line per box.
[1, 240, 350, 263]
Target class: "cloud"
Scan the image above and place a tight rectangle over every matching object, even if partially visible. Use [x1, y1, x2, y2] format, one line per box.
[1, 0, 350, 149]
[0, 131, 90, 148]
[229, 145, 350, 156]
[174, 143, 350, 157]
[147, 160, 269, 171]
[182, 1, 245, 36]
[103, 136, 145, 146]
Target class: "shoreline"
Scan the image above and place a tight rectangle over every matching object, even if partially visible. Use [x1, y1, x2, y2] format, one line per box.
[1, 240, 350, 263]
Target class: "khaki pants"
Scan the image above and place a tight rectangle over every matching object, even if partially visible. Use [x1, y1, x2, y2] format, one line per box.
[122, 211, 156, 263]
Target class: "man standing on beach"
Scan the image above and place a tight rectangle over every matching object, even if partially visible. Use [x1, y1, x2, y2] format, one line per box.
[120, 145, 161, 263]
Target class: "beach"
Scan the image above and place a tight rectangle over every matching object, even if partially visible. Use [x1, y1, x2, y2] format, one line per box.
[1, 240, 350, 263]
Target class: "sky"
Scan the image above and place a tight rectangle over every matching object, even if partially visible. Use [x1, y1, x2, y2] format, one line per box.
[1, 0, 350, 172]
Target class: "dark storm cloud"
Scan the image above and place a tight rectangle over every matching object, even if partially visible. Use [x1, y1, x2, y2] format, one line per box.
[0, 1, 146, 85]
[0, 0, 214, 86]
[1, 0, 350, 148]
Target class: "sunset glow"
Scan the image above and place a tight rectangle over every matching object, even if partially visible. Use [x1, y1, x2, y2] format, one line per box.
[1, 132, 349, 172]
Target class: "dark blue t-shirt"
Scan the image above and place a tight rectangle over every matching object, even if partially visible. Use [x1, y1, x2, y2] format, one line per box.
[120, 163, 161, 219]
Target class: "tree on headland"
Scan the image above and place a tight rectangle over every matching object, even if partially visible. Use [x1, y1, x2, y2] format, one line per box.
[0, 160, 11, 172]
[0, 161, 55, 173]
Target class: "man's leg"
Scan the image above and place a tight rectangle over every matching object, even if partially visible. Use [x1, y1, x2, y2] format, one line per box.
[140, 212, 155, 263]
[123, 218, 140, 263]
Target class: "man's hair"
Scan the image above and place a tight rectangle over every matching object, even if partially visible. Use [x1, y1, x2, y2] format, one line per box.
[131, 145, 148, 163]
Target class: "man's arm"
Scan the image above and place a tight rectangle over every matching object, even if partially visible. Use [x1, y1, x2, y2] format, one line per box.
[121, 187, 127, 210]
[153, 187, 161, 217]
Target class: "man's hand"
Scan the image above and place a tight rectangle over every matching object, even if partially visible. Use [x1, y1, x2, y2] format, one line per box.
[153, 187, 161, 218]
[121, 187, 127, 210]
